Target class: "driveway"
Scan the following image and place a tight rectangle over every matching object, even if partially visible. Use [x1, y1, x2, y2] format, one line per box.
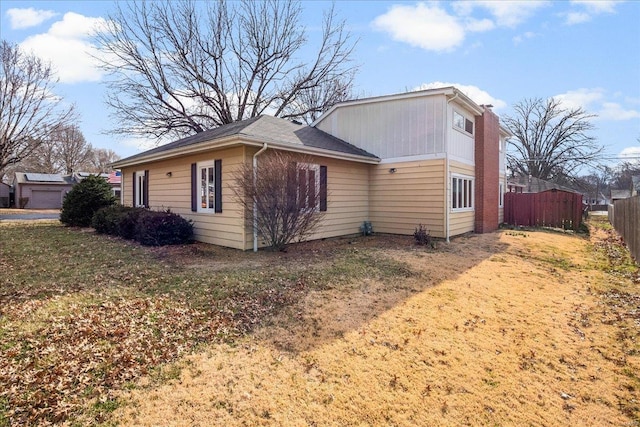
[0, 209, 60, 221]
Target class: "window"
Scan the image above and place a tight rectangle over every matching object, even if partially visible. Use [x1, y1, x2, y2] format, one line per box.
[134, 170, 147, 207]
[453, 110, 473, 135]
[297, 163, 320, 210]
[195, 160, 222, 213]
[452, 175, 474, 210]
[499, 183, 504, 208]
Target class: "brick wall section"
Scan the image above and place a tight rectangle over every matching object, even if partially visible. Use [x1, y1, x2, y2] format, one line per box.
[474, 108, 500, 233]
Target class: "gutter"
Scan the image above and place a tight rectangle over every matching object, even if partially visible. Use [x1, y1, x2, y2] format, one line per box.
[252, 143, 268, 252]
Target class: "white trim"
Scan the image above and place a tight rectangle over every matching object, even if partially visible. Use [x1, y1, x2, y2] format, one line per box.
[134, 170, 146, 207]
[196, 160, 216, 213]
[378, 153, 446, 164]
[296, 162, 321, 211]
[451, 173, 475, 212]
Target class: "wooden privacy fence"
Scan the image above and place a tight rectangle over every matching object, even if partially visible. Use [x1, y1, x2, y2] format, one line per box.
[609, 196, 640, 264]
[504, 189, 584, 231]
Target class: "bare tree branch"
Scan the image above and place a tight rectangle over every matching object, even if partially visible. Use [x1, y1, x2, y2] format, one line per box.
[232, 151, 325, 250]
[504, 97, 602, 182]
[93, 0, 357, 142]
[0, 40, 75, 178]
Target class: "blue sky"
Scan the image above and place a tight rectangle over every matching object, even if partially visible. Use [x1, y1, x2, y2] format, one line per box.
[1, 0, 639, 170]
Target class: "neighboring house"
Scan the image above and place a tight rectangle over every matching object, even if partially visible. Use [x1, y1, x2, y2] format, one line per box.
[13, 172, 74, 209]
[111, 86, 512, 250]
[507, 175, 578, 194]
[611, 189, 632, 203]
[74, 171, 122, 198]
[0, 182, 10, 207]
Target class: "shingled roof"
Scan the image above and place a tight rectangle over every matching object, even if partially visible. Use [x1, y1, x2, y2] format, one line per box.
[113, 115, 378, 167]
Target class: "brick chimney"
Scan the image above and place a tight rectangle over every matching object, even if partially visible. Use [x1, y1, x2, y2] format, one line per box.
[474, 107, 500, 233]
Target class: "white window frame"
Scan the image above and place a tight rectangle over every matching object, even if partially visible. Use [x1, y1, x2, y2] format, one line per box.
[453, 110, 474, 135]
[499, 182, 504, 208]
[297, 162, 320, 211]
[135, 170, 146, 207]
[197, 161, 216, 213]
[451, 174, 474, 212]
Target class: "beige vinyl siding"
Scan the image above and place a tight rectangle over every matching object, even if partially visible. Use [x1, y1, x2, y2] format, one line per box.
[370, 159, 445, 238]
[121, 146, 247, 250]
[449, 160, 476, 236]
[246, 149, 370, 250]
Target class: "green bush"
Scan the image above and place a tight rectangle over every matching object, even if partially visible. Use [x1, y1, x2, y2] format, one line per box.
[61, 175, 116, 227]
[134, 210, 194, 246]
[116, 207, 147, 240]
[92, 205, 132, 235]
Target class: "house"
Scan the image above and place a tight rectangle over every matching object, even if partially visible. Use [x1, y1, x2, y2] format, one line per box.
[74, 171, 122, 198]
[13, 172, 75, 209]
[507, 175, 578, 194]
[611, 189, 632, 203]
[0, 182, 10, 207]
[111, 86, 511, 250]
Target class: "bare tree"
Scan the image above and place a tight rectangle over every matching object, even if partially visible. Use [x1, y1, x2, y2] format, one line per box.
[232, 151, 325, 250]
[94, 0, 357, 140]
[89, 148, 121, 173]
[0, 40, 75, 179]
[504, 97, 602, 182]
[51, 124, 92, 174]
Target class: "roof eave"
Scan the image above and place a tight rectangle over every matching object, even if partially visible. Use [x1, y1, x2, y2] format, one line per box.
[111, 135, 380, 169]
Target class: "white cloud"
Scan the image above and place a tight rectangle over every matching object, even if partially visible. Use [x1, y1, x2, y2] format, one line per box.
[565, 0, 623, 24]
[19, 12, 109, 84]
[513, 31, 537, 45]
[553, 88, 605, 111]
[372, 3, 465, 52]
[119, 137, 165, 153]
[414, 82, 507, 110]
[554, 88, 640, 121]
[619, 146, 640, 162]
[6, 7, 58, 29]
[372, 1, 547, 52]
[598, 102, 640, 121]
[453, 0, 549, 28]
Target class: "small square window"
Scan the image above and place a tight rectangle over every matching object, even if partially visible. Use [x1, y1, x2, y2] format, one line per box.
[453, 110, 473, 135]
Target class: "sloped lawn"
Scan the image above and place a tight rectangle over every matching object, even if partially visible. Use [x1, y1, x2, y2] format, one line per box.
[1, 217, 638, 426]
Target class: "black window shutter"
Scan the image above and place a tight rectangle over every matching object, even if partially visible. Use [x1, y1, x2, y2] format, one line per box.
[319, 165, 327, 212]
[132, 171, 137, 207]
[143, 170, 149, 208]
[214, 159, 222, 213]
[191, 163, 197, 212]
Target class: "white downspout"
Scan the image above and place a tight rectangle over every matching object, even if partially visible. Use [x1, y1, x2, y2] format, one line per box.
[252, 143, 268, 252]
[445, 92, 459, 243]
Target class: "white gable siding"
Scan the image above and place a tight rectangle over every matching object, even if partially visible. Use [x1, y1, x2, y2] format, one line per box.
[316, 95, 447, 160]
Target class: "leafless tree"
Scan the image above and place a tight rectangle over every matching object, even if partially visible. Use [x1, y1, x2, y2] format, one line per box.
[0, 40, 75, 179]
[89, 148, 121, 173]
[51, 124, 92, 174]
[504, 97, 602, 182]
[232, 151, 325, 250]
[94, 0, 357, 140]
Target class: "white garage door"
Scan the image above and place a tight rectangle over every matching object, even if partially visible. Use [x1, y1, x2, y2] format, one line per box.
[30, 190, 63, 209]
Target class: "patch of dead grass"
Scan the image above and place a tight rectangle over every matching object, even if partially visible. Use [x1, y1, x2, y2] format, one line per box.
[114, 226, 638, 426]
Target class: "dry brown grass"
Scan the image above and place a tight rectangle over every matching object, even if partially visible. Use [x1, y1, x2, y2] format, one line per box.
[114, 223, 639, 426]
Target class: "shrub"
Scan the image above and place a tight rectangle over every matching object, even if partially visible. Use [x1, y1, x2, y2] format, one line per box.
[92, 205, 132, 235]
[61, 175, 116, 226]
[116, 207, 147, 240]
[134, 210, 194, 246]
[413, 224, 432, 247]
